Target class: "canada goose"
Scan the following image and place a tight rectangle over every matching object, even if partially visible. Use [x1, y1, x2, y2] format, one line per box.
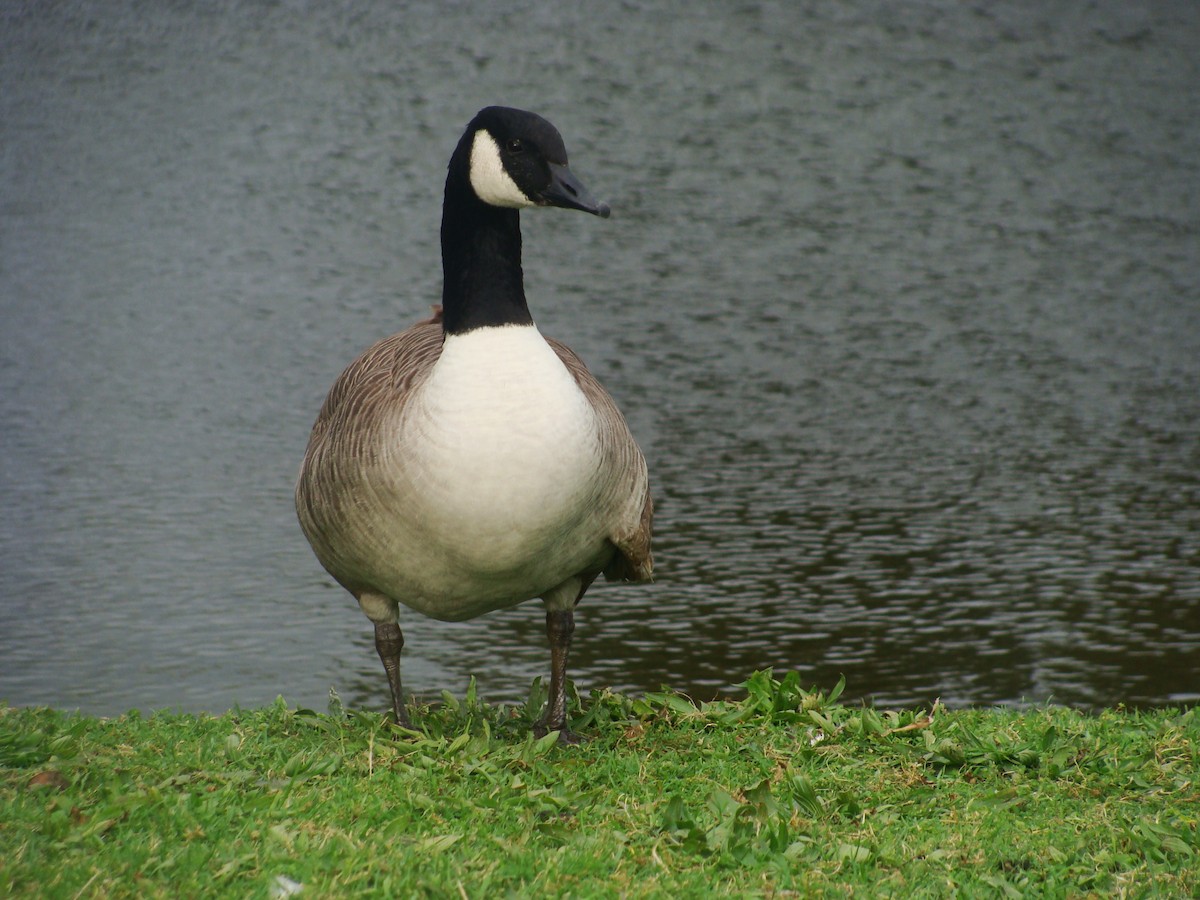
[295, 107, 653, 742]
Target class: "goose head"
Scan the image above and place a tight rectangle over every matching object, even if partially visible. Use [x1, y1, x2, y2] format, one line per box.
[455, 106, 611, 218]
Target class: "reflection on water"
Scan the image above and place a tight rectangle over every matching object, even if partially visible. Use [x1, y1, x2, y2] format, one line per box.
[2, 1, 1198, 715]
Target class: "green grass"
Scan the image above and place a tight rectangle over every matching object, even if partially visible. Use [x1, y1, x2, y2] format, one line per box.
[2, 671, 1197, 897]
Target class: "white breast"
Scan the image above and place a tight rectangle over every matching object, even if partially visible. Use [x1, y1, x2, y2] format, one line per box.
[382, 325, 607, 610]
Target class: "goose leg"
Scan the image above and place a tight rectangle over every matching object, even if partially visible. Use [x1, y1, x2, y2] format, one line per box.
[373, 621, 410, 728]
[535, 607, 579, 743]
[358, 593, 410, 728]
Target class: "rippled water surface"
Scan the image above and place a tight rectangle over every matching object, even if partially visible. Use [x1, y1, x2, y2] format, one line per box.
[2, 1, 1198, 715]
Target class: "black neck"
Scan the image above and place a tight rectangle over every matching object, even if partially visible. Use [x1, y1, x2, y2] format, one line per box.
[439, 176, 533, 335]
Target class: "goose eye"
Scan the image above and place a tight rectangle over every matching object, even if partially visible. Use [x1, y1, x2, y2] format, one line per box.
[506, 138, 524, 153]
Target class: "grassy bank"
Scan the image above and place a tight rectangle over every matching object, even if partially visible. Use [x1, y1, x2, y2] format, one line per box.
[2, 671, 1197, 897]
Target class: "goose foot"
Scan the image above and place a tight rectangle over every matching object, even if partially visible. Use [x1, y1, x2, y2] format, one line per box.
[533, 722, 586, 745]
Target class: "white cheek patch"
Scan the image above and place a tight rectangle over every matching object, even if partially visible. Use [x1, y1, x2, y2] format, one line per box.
[469, 130, 535, 209]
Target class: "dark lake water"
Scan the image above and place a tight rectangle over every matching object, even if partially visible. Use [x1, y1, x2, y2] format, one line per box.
[3, 1, 1198, 717]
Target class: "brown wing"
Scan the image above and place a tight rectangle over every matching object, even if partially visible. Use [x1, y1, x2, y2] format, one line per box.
[547, 337, 654, 584]
[302, 310, 443, 456]
[296, 310, 444, 592]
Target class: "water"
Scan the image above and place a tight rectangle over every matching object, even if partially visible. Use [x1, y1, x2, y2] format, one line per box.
[2, 1, 1198, 716]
